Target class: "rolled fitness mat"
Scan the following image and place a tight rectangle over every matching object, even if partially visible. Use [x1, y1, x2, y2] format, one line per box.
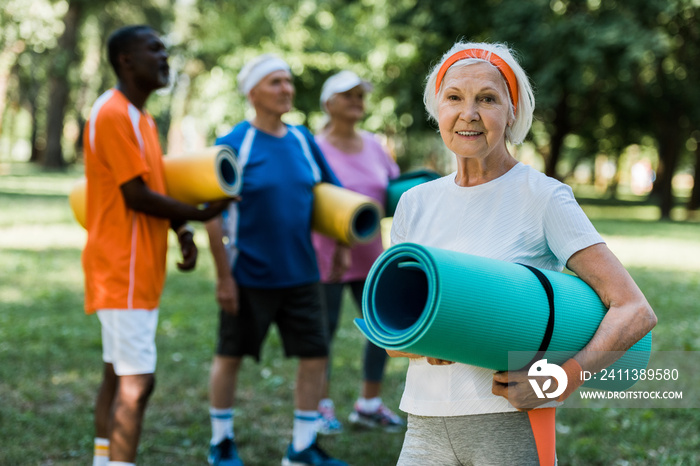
[355, 243, 652, 391]
[69, 145, 242, 228]
[68, 178, 87, 228]
[312, 182, 384, 245]
[385, 169, 441, 217]
[162, 145, 242, 205]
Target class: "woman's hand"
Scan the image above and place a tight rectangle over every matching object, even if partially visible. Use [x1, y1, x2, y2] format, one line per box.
[386, 350, 454, 365]
[327, 243, 351, 282]
[386, 350, 422, 358]
[492, 370, 554, 412]
[426, 357, 455, 366]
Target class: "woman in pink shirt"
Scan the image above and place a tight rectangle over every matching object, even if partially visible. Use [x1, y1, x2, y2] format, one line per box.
[312, 70, 403, 435]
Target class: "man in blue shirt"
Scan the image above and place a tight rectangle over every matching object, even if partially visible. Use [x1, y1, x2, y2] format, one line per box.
[205, 54, 349, 466]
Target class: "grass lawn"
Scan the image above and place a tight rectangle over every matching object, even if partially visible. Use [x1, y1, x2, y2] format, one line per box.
[1, 162, 699, 465]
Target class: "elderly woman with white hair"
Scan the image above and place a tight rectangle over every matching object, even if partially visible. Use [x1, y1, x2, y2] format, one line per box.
[204, 54, 349, 466]
[388, 42, 656, 465]
[311, 71, 402, 435]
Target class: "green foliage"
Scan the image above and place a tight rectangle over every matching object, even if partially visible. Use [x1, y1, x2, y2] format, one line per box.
[0, 1, 699, 207]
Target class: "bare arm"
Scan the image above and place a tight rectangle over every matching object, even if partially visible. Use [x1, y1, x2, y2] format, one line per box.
[326, 243, 351, 283]
[120, 176, 230, 223]
[564, 242, 657, 371]
[205, 216, 238, 314]
[493, 243, 657, 410]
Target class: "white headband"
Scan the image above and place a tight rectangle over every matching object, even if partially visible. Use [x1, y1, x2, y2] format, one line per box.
[238, 55, 291, 96]
[320, 70, 373, 113]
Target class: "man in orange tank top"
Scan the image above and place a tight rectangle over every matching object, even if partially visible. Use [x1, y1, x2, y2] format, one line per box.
[82, 25, 229, 466]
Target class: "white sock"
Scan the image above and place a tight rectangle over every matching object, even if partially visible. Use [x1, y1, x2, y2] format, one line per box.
[92, 438, 109, 466]
[356, 396, 382, 413]
[107, 462, 135, 466]
[292, 410, 320, 452]
[210, 407, 234, 445]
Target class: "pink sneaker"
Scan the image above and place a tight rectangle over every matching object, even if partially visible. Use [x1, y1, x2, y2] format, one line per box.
[318, 400, 343, 435]
[348, 402, 405, 432]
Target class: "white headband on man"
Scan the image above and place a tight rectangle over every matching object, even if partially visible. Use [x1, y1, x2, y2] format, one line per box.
[237, 54, 291, 96]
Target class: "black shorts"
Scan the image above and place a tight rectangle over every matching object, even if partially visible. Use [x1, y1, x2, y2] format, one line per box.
[216, 282, 328, 361]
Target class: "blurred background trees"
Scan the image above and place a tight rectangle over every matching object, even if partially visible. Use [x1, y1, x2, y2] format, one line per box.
[1, 0, 698, 219]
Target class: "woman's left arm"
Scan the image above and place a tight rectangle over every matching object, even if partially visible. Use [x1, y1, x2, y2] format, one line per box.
[564, 242, 657, 371]
[493, 242, 657, 410]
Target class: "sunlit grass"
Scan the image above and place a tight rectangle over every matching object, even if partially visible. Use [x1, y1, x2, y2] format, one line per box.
[604, 236, 700, 272]
[1, 164, 699, 465]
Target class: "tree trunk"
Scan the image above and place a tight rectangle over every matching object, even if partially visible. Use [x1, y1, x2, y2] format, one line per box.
[687, 144, 700, 212]
[29, 100, 43, 163]
[606, 154, 623, 199]
[42, 0, 83, 169]
[545, 97, 570, 179]
[0, 41, 25, 136]
[653, 128, 682, 219]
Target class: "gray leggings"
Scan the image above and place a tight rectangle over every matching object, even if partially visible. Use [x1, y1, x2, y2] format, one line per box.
[322, 281, 388, 382]
[397, 412, 557, 466]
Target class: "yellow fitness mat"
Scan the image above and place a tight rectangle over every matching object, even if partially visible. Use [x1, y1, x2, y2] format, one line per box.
[163, 145, 241, 205]
[312, 182, 383, 245]
[69, 145, 241, 228]
[70, 151, 381, 246]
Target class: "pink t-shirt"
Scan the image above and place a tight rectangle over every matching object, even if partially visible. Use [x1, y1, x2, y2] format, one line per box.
[313, 131, 400, 282]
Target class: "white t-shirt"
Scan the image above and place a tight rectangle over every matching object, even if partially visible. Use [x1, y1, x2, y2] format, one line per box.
[390, 162, 604, 416]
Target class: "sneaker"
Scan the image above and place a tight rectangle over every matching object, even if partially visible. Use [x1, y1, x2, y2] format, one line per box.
[348, 402, 406, 432]
[208, 437, 244, 466]
[317, 400, 343, 435]
[281, 441, 347, 466]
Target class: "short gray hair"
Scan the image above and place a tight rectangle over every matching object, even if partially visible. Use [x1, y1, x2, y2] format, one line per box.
[423, 41, 534, 145]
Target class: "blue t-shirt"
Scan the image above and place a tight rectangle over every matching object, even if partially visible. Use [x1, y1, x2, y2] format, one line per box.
[216, 121, 340, 288]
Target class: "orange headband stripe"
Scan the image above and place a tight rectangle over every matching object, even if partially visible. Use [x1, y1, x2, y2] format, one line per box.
[435, 48, 519, 112]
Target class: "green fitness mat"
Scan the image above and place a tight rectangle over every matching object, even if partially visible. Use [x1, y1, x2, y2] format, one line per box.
[356, 243, 652, 391]
[385, 169, 441, 217]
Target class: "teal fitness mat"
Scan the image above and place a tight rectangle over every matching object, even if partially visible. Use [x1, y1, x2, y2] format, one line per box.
[356, 243, 652, 391]
[385, 169, 441, 217]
